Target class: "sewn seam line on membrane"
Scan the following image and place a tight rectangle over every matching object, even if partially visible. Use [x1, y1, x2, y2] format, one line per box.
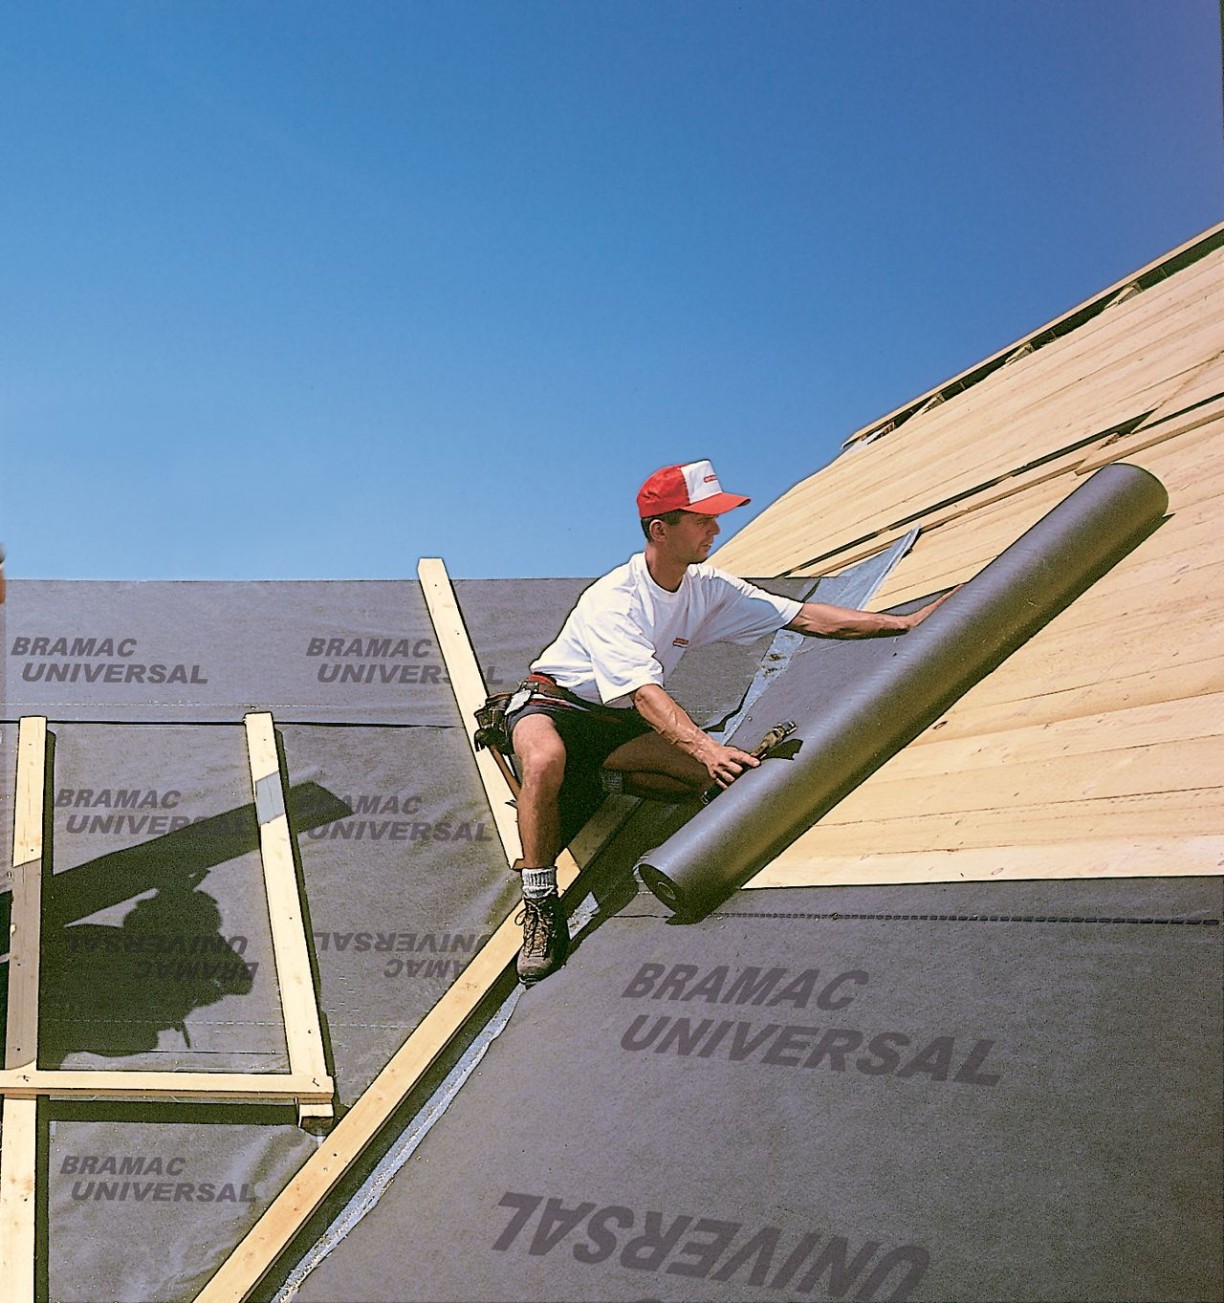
[711, 911, 1221, 926]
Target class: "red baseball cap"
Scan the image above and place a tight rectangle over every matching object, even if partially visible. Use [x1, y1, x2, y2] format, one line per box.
[636, 460, 750, 518]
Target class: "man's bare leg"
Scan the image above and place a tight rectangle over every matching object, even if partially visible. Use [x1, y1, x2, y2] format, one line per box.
[511, 713, 568, 866]
[603, 730, 709, 798]
[507, 713, 570, 984]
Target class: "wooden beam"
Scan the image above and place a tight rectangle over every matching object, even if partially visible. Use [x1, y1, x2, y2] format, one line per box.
[5, 718, 46, 1071]
[745, 835, 1224, 889]
[0, 717, 48, 1303]
[0, 1069, 332, 1103]
[0, 1100, 38, 1303]
[244, 713, 334, 1128]
[416, 558, 524, 867]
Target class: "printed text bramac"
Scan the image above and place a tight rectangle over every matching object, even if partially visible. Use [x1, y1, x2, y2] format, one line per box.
[12, 636, 208, 685]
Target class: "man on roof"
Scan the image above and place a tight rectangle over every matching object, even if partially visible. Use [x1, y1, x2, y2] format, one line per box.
[505, 459, 950, 984]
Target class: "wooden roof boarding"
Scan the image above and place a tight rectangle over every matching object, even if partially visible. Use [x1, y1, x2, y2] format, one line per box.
[715, 221, 1224, 890]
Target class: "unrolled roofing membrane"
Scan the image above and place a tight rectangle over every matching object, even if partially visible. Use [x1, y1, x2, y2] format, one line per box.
[44, 723, 287, 1073]
[285, 877, 1223, 1303]
[639, 463, 1169, 918]
[1, 535, 1218, 1302]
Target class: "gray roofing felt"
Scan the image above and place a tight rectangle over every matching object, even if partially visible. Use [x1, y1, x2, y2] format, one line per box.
[1, 558, 1220, 1302]
[286, 878, 1223, 1303]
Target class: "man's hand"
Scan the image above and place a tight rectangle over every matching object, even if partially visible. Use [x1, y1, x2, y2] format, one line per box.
[897, 585, 960, 631]
[630, 683, 760, 790]
[700, 741, 760, 790]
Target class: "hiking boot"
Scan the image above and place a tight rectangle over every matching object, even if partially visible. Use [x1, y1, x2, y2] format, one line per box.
[515, 891, 569, 985]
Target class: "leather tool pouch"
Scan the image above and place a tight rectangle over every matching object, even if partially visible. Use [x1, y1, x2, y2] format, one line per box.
[473, 691, 514, 754]
[473, 684, 533, 754]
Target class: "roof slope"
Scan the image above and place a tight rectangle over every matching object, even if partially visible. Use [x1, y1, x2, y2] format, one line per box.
[715, 222, 1224, 890]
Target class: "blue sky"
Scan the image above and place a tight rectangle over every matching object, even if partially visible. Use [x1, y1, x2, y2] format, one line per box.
[3, 0, 1221, 580]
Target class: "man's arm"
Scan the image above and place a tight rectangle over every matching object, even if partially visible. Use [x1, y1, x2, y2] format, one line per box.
[630, 682, 760, 789]
[786, 588, 956, 638]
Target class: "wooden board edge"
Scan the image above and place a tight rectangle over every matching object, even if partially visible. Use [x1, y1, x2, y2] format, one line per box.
[243, 712, 332, 1124]
[0, 1069, 334, 1103]
[0, 1098, 38, 1303]
[6, 717, 47, 1072]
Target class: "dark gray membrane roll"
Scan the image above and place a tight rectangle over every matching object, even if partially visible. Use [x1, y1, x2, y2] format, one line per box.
[638, 462, 1168, 919]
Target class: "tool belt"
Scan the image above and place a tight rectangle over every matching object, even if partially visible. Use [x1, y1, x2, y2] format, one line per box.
[473, 674, 634, 754]
[472, 690, 517, 754]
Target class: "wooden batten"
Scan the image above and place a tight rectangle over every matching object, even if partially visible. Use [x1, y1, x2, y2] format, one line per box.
[5, 718, 47, 1073]
[0, 1069, 334, 1103]
[244, 713, 334, 1127]
[0, 718, 49, 1303]
[418, 557, 524, 867]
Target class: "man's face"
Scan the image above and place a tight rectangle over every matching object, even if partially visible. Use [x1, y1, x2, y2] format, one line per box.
[663, 511, 721, 564]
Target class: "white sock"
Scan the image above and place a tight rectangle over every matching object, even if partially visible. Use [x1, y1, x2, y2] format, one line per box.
[521, 866, 557, 899]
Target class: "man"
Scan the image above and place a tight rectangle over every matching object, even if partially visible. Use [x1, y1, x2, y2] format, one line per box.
[505, 460, 950, 984]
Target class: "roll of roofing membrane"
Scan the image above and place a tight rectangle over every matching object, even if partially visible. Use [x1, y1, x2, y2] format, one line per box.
[637, 462, 1168, 919]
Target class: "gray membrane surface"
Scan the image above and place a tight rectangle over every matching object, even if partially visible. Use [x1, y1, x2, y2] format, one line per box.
[291, 878, 1223, 1303]
[280, 723, 521, 1104]
[2, 575, 1221, 1302]
[4, 580, 458, 724]
[44, 723, 288, 1072]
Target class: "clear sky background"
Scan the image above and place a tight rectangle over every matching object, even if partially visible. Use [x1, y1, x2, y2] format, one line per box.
[3, 0, 1221, 581]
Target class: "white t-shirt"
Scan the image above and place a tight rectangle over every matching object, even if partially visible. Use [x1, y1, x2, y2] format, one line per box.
[531, 553, 802, 707]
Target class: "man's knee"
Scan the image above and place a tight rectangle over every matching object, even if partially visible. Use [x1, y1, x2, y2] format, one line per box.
[512, 717, 567, 793]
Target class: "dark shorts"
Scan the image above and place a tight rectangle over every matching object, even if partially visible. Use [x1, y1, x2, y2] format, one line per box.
[507, 694, 653, 845]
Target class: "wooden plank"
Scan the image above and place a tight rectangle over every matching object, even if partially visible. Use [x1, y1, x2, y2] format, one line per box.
[1076, 394, 1224, 477]
[746, 835, 1224, 888]
[1136, 347, 1224, 420]
[898, 634, 1224, 735]
[812, 735, 1222, 823]
[417, 558, 524, 868]
[6, 718, 46, 1071]
[770, 788, 1219, 856]
[915, 661, 1224, 743]
[0, 717, 47, 1303]
[875, 498, 1222, 609]
[0, 1099, 38, 1303]
[1095, 435, 1224, 509]
[902, 693, 1224, 767]
[940, 617, 1224, 698]
[10, 718, 45, 875]
[0, 1069, 332, 1103]
[837, 229, 1224, 450]
[244, 713, 333, 1128]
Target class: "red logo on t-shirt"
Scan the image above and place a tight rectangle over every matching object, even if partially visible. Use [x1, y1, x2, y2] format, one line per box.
[673, 637, 689, 647]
